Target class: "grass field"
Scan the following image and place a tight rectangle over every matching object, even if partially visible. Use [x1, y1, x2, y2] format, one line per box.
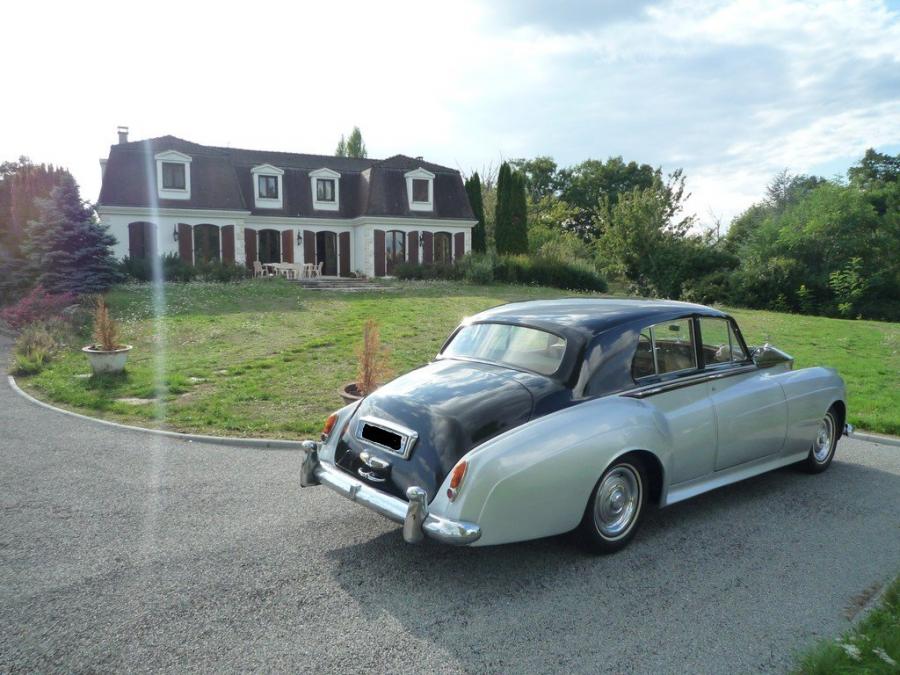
[12, 279, 900, 438]
[793, 574, 899, 674]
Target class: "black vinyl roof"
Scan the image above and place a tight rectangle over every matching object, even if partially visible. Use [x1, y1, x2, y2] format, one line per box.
[98, 136, 475, 221]
[471, 299, 729, 336]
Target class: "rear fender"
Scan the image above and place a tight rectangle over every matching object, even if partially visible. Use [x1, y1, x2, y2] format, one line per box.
[430, 396, 671, 546]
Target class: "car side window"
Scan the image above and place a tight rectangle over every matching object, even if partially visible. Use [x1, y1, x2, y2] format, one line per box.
[631, 318, 697, 380]
[700, 317, 748, 365]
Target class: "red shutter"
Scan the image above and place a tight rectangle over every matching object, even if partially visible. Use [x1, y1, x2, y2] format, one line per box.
[303, 230, 315, 264]
[281, 229, 294, 263]
[244, 227, 257, 269]
[222, 225, 235, 263]
[408, 231, 419, 264]
[422, 231, 433, 264]
[128, 222, 143, 259]
[339, 232, 350, 276]
[177, 223, 193, 263]
[374, 229, 386, 277]
[454, 232, 465, 260]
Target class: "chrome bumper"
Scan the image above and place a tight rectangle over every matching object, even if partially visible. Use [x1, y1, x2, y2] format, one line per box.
[299, 441, 481, 546]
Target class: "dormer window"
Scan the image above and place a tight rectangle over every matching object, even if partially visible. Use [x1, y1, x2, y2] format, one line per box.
[412, 179, 429, 203]
[316, 178, 335, 202]
[405, 167, 435, 211]
[155, 150, 192, 200]
[162, 162, 186, 190]
[310, 168, 341, 211]
[251, 164, 284, 209]
[258, 175, 279, 199]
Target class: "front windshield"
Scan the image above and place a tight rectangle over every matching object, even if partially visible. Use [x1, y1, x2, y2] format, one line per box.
[442, 322, 567, 375]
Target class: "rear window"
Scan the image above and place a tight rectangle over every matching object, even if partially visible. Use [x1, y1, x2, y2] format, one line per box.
[442, 323, 567, 375]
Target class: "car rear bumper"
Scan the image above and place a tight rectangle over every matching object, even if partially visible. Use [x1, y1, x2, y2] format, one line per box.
[299, 441, 481, 546]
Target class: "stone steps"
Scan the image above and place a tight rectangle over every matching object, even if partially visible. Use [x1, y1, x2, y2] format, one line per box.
[290, 277, 396, 291]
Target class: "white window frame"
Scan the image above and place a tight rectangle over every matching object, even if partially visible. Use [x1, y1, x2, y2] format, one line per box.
[405, 167, 435, 211]
[155, 150, 192, 200]
[310, 167, 341, 211]
[251, 164, 284, 209]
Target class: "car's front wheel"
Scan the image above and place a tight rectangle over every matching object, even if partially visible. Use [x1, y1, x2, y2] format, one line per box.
[576, 455, 647, 554]
[801, 407, 839, 474]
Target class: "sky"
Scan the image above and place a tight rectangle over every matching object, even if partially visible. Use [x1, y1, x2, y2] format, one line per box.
[3, 0, 899, 226]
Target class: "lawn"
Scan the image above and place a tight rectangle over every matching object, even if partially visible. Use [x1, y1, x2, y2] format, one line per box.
[12, 279, 900, 438]
[793, 574, 899, 674]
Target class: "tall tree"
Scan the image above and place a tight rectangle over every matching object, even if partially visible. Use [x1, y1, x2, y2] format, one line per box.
[558, 157, 658, 212]
[510, 156, 559, 201]
[464, 172, 487, 253]
[508, 171, 529, 254]
[335, 127, 367, 158]
[22, 175, 120, 295]
[494, 162, 513, 254]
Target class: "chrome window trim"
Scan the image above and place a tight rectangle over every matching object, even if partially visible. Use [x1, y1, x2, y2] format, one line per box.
[355, 415, 419, 459]
[623, 363, 758, 399]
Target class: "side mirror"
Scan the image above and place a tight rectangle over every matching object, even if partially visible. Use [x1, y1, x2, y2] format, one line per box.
[751, 343, 794, 369]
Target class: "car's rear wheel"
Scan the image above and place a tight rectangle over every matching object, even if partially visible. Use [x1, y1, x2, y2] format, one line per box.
[576, 455, 647, 554]
[801, 407, 839, 474]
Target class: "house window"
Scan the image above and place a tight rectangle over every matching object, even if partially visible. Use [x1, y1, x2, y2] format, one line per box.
[258, 175, 279, 199]
[434, 232, 452, 264]
[386, 230, 405, 275]
[317, 178, 335, 202]
[412, 179, 429, 202]
[193, 224, 220, 264]
[162, 162, 186, 190]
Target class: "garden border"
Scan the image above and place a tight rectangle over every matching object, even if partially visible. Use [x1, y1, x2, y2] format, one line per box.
[7, 373, 900, 449]
[6, 375, 306, 450]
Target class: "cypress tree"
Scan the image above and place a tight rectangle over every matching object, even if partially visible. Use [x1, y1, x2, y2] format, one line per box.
[464, 172, 487, 253]
[508, 171, 529, 254]
[494, 162, 513, 254]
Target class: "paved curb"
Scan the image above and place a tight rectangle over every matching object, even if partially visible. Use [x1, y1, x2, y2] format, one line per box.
[6, 375, 306, 451]
[850, 430, 900, 448]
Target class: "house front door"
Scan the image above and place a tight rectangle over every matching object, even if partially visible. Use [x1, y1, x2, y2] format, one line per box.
[316, 231, 338, 276]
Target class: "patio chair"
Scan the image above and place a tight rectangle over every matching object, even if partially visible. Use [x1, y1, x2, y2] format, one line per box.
[253, 261, 265, 278]
[313, 262, 324, 278]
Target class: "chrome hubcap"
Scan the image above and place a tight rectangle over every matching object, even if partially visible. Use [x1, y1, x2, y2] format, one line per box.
[813, 414, 835, 462]
[593, 465, 640, 539]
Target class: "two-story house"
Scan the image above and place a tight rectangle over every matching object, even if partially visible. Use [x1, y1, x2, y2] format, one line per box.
[96, 129, 476, 277]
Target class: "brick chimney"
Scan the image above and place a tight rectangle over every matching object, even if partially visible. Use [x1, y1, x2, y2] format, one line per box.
[117, 126, 129, 144]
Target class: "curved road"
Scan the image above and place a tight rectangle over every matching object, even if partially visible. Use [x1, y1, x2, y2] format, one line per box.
[1, 334, 898, 674]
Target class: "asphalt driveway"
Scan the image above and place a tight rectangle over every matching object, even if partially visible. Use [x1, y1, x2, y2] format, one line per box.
[2, 336, 898, 673]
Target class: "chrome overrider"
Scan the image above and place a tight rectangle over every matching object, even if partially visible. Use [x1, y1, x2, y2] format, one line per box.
[299, 441, 482, 545]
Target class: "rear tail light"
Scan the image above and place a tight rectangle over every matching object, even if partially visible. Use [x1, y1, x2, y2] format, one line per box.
[447, 460, 468, 501]
[321, 412, 338, 440]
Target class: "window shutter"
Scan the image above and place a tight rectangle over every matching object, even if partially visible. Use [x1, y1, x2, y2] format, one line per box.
[244, 227, 257, 269]
[144, 222, 157, 258]
[177, 223, 193, 263]
[128, 222, 143, 259]
[422, 231, 433, 264]
[339, 232, 350, 276]
[374, 229, 386, 277]
[303, 230, 315, 264]
[408, 231, 419, 264]
[281, 229, 294, 263]
[454, 232, 465, 260]
[222, 225, 235, 263]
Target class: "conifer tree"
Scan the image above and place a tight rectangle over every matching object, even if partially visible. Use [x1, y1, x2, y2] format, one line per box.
[508, 171, 529, 254]
[494, 162, 513, 253]
[464, 172, 487, 253]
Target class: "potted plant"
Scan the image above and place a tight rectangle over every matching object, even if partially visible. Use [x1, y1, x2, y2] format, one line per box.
[82, 298, 131, 375]
[340, 318, 392, 404]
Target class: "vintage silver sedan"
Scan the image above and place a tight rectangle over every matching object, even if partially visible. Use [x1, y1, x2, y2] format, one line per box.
[299, 299, 850, 553]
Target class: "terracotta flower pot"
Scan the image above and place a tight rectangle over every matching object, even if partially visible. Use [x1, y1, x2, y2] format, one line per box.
[82, 345, 132, 375]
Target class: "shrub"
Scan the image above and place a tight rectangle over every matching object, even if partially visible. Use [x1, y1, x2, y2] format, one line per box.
[91, 297, 123, 351]
[0, 285, 77, 330]
[11, 322, 64, 375]
[195, 260, 250, 283]
[120, 255, 249, 283]
[458, 253, 495, 284]
[356, 318, 392, 395]
[495, 255, 608, 292]
[394, 261, 461, 281]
